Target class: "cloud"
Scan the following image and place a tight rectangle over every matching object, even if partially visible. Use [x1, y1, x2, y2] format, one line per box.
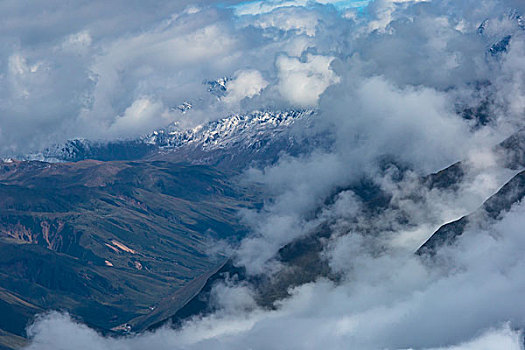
[428, 325, 523, 350]
[249, 6, 322, 36]
[61, 31, 92, 53]
[276, 54, 340, 107]
[0, 0, 348, 154]
[222, 69, 268, 105]
[107, 97, 167, 138]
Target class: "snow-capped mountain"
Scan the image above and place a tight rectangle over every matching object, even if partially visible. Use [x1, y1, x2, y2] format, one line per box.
[31, 109, 317, 169]
[143, 109, 314, 151]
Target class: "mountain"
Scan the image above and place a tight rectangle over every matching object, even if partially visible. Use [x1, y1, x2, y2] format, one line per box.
[0, 159, 255, 349]
[205, 77, 231, 98]
[31, 110, 317, 170]
[417, 170, 525, 255]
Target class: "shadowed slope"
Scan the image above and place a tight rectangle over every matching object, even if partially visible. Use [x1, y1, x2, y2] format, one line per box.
[417, 170, 525, 255]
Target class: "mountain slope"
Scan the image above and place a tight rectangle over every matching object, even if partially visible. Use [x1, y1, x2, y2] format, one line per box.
[417, 170, 525, 255]
[0, 159, 254, 346]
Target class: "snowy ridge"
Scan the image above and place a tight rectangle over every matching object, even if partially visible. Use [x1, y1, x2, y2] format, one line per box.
[29, 109, 315, 163]
[41, 139, 94, 162]
[143, 109, 315, 151]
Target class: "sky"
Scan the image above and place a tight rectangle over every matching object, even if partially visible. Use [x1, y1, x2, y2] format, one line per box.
[231, 0, 372, 15]
[7, 0, 525, 349]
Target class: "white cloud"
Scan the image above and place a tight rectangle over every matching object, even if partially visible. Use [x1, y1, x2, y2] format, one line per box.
[233, 0, 372, 16]
[23, 201, 525, 349]
[251, 7, 321, 36]
[233, 0, 312, 16]
[276, 54, 340, 106]
[62, 31, 92, 53]
[107, 97, 167, 138]
[427, 325, 523, 350]
[8, 54, 42, 75]
[222, 69, 268, 105]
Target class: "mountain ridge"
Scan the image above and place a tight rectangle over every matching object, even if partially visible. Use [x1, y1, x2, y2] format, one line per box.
[24, 110, 316, 169]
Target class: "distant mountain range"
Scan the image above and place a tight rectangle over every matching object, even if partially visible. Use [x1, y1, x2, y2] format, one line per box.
[26, 109, 317, 171]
